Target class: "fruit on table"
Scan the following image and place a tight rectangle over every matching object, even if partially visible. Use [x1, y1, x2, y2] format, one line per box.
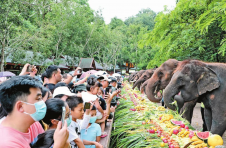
[185, 126, 189, 129]
[149, 129, 155, 134]
[173, 129, 179, 135]
[158, 106, 166, 111]
[178, 129, 189, 137]
[159, 114, 174, 123]
[170, 119, 183, 126]
[180, 123, 185, 128]
[160, 142, 165, 147]
[195, 131, 210, 140]
[163, 138, 168, 143]
[189, 131, 195, 139]
[208, 134, 223, 147]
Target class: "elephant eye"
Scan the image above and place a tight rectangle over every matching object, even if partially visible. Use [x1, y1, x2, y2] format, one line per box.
[158, 71, 163, 77]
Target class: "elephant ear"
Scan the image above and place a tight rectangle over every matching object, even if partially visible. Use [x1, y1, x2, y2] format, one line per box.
[196, 67, 220, 95]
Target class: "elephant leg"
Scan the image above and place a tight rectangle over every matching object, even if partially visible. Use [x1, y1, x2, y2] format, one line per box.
[210, 111, 226, 136]
[200, 107, 207, 131]
[204, 108, 212, 131]
[210, 118, 226, 136]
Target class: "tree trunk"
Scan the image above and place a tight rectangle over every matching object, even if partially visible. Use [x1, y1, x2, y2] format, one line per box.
[114, 57, 117, 73]
[1, 40, 5, 72]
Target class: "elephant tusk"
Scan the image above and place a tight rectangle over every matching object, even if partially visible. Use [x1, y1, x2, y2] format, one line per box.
[154, 85, 158, 94]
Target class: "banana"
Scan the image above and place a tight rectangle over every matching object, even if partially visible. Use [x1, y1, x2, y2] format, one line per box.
[192, 140, 203, 145]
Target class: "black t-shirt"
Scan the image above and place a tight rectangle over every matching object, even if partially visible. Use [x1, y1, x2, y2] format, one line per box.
[98, 96, 106, 110]
[44, 83, 55, 94]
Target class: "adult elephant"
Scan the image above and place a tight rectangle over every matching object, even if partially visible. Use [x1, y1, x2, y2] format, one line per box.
[129, 72, 138, 82]
[131, 70, 146, 83]
[143, 59, 180, 102]
[132, 68, 156, 90]
[163, 60, 226, 136]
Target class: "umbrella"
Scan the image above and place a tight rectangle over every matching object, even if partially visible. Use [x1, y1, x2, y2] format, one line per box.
[0, 71, 16, 77]
[95, 71, 108, 76]
[80, 70, 97, 79]
[112, 73, 121, 77]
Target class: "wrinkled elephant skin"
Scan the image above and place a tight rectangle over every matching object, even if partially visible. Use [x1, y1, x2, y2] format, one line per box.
[145, 59, 179, 102]
[163, 60, 226, 136]
[133, 69, 155, 90]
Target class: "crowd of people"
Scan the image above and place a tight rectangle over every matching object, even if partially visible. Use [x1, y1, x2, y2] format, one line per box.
[0, 64, 123, 148]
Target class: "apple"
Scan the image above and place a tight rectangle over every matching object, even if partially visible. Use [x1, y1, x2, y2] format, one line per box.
[180, 123, 185, 128]
[173, 129, 179, 135]
[163, 139, 168, 143]
[149, 129, 155, 134]
[185, 126, 189, 129]
[142, 121, 146, 125]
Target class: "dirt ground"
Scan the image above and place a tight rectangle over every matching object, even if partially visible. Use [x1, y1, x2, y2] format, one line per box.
[191, 103, 226, 146]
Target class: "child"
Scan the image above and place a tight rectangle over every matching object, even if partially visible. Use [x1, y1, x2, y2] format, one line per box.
[33, 98, 71, 147]
[81, 75, 106, 123]
[81, 106, 102, 148]
[97, 88, 107, 138]
[66, 96, 103, 148]
[42, 98, 71, 130]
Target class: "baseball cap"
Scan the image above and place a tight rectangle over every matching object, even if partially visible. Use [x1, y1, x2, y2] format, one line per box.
[53, 86, 76, 98]
[89, 74, 104, 81]
[102, 75, 111, 81]
[74, 84, 87, 92]
[109, 77, 117, 82]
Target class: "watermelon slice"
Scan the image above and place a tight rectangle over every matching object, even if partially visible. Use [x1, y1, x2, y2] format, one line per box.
[170, 119, 183, 126]
[195, 131, 210, 140]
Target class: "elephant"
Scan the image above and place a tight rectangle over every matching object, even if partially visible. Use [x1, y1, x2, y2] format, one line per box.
[140, 59, 205, 125]
[163, 60, 226, 136]
[131, 70, 146, 83]
[132, 68, 156, 90]
[143, 59, 180, 102]
[128, 72, 138, 82]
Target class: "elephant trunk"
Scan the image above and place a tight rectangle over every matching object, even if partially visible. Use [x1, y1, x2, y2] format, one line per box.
[145, 79, 162, 103]
[163, 84, 178, 111]
[132, 78, 144, 89]
[140, 80, 148, 94]
[174, 94, 184, 113]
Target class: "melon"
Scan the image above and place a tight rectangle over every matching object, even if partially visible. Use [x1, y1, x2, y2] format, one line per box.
[170, 119, 183, 126]
[208, 134, 223, 147]
[195, 131, 210, 140]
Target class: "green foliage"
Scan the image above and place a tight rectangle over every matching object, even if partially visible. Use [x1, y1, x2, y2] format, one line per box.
[145, 0, 226, 68]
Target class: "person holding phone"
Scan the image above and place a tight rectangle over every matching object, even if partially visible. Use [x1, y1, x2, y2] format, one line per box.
[81, 75, 105, 121]
[0, 76, 69, 148]
[108, 77, 118, 107]
[81, 106, 103, 148]
[66, 96, 103, 148]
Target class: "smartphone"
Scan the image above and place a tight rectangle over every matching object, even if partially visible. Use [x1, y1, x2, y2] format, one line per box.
[77, 69, 82, 74]
[84, 102, 91, 109]
[117, 83, 122, 89]
[27, 65, 34, 72]
[61, 107, 66, 127]
[105, 87, 110, 94]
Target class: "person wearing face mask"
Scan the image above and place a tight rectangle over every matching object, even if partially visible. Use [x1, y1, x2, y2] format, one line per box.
[0, 76, 69, 148]
[81, 105, 103, 148]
